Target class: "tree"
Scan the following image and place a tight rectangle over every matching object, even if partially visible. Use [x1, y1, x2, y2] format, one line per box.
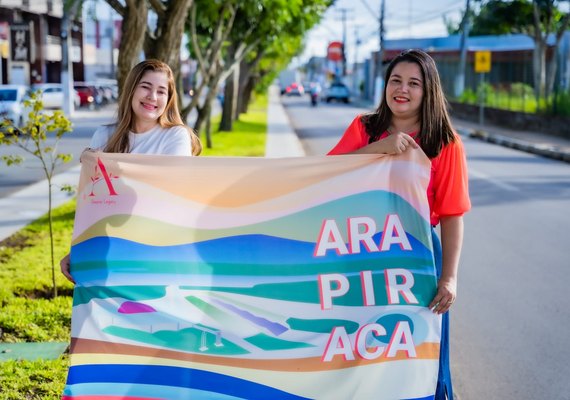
[235, 1, 332, 117]
[186, 0, 240, 144]
[104, 0, 193, 92]
[0, 92, 73, 298]
[218, 0, 332, 132]
[460, 0, 570, 98]
[530, 0, 570, 98]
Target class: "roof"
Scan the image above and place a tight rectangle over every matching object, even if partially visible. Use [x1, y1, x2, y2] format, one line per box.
[384, 32, 566, 53]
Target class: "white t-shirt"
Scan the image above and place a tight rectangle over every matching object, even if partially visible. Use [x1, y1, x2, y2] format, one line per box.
[89, 124, 193, 156]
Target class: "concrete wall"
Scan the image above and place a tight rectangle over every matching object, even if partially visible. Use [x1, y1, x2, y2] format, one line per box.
[449, 101, 570, 139]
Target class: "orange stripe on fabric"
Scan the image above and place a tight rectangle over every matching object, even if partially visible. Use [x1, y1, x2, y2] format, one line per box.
[70, 338, 439, 372]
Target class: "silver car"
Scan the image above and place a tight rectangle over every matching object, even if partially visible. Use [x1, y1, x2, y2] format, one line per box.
[324, 83, 351, 104]
[0, 84, 29, 127]
[31, 83, 81, 109]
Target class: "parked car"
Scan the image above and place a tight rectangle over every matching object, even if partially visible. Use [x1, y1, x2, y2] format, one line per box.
[0, 84, 30, 127]
[92, 84, 115, 104]
[73, 83, 99, 108]
[285, 82, 305, 96]
[31, 83, 81, 109]
[324, 83, 350, 103]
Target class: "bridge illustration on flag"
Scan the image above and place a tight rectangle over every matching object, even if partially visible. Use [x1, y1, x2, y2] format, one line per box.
[63, 149, 441, 400]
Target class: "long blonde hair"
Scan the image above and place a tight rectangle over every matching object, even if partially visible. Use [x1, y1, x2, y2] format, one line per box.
[104, 59, 202, 155]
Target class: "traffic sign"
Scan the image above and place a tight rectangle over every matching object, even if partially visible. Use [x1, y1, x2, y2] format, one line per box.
[327, 41, 343, 62]
[475, 51, 491, 73]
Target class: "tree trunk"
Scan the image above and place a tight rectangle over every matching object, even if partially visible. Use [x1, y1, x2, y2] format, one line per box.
[146, 0, 193, 88]
[236, 50, 264, 115]
[532, 39, 546, 100]
[545, 14, 570, 97]
[195, 102, 213, 148]
[219, 44, 242, 132]
[239, 76, 257, 115]
[115, 1, 148, 92]
[236, 60, 250, 115]
[205, 105, 212, 148]
[194, 80, 220, 134]
[219, 69, 235, 131]
[48, 180, 57, 298]
[546, 47, 558, 98]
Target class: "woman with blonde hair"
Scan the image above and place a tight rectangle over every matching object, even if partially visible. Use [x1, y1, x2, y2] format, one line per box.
[61, 59, 201, 281]
[91, 58, 201, 155]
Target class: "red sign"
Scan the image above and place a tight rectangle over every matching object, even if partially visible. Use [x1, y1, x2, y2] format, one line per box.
[327, 41, 343, 62]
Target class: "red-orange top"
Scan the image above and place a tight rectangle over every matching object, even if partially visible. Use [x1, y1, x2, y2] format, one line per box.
[328, 116, 471, 225]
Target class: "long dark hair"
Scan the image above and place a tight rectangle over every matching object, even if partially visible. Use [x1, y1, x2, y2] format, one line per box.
[361, 49, 455, 158]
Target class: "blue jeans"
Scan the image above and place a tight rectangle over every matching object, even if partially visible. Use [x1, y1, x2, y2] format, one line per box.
[432, 228, 453, 400]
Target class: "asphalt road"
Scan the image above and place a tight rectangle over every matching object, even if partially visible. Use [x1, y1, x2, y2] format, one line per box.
[0, 108, 112, 198]
[281, 94, 570, 400]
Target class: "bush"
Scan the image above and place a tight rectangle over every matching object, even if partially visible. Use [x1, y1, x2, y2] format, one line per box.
[547, 90, 570, 116]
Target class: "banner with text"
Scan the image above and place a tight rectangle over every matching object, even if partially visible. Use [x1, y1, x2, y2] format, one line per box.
[63, 150, 440, 400]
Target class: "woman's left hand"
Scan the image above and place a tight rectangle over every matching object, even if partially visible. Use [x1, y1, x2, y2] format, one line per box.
[429, 277, 457, 314]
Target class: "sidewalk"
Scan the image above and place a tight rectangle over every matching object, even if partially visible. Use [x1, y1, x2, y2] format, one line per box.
[451, 117, 570, 163]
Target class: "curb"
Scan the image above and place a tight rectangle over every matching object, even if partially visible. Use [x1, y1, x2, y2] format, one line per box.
[349, 97, 570, 163]
[456, 127, 570, 163]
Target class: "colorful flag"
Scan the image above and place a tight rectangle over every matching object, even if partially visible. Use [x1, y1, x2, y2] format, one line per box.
[63, 150, 440, 400]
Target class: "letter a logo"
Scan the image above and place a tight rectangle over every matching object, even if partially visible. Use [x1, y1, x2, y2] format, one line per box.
[89, 158, 119, 197]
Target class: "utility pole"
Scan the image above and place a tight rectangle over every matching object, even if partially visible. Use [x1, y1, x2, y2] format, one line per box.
[455, 0, 471, 98]
[373, 0, 386, 104]
[378, 0, 385, 78]
[109, 7, 115, 77]
[61, 0, 80, 116]
[354, 27, 361, 94]
[336, 8, 352, 77]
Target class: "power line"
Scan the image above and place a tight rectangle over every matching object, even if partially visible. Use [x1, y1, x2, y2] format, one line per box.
[358, 0, 379, 21]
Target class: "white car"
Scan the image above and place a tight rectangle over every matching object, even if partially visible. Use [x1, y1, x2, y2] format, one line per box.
[0, 84, 29, 127]
[31, 83, 81, 109]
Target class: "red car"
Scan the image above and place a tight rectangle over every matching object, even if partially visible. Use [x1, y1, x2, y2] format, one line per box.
[285, 82, 304, 96]
[73, 83, 98, 108]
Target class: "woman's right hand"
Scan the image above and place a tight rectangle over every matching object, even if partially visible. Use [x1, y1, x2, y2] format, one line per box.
[373, 132, 419, 154]
[355, 131, 418, 155]
[60, 252, 76, 284]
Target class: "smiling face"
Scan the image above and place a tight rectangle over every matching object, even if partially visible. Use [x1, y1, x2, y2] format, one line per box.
[385, 61, 424, 122]
[131, 71, 169, 132]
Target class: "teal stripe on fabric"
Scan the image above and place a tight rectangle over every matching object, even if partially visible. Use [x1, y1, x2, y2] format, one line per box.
[72, 271, 436, 308]
[73, 286, 166, 306]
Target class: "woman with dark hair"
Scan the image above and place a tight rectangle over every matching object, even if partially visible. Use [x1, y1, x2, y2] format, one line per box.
[328, 49, 471, 400]
[61, 59, 202, 282]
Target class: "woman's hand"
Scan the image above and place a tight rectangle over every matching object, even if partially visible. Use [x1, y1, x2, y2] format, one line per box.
[429, 216, 464, 314]
[60, 253, 75, 284]
[429, 277, 457, 314]
[354, 132, 419, 155]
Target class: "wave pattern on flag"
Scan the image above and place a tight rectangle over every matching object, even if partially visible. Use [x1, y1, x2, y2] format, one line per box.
[63, 150, 440, 400]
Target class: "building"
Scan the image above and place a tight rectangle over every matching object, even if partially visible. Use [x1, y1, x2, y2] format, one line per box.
[359, 32, 570, 101]
[0, 0, 84, 85]
[81, 0, 119, 83]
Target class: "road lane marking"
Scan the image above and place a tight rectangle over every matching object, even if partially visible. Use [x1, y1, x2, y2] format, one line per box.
[469, 168, 520, 192]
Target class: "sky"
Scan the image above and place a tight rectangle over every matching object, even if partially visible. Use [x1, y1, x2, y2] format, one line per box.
[296, 0, 467, 66]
